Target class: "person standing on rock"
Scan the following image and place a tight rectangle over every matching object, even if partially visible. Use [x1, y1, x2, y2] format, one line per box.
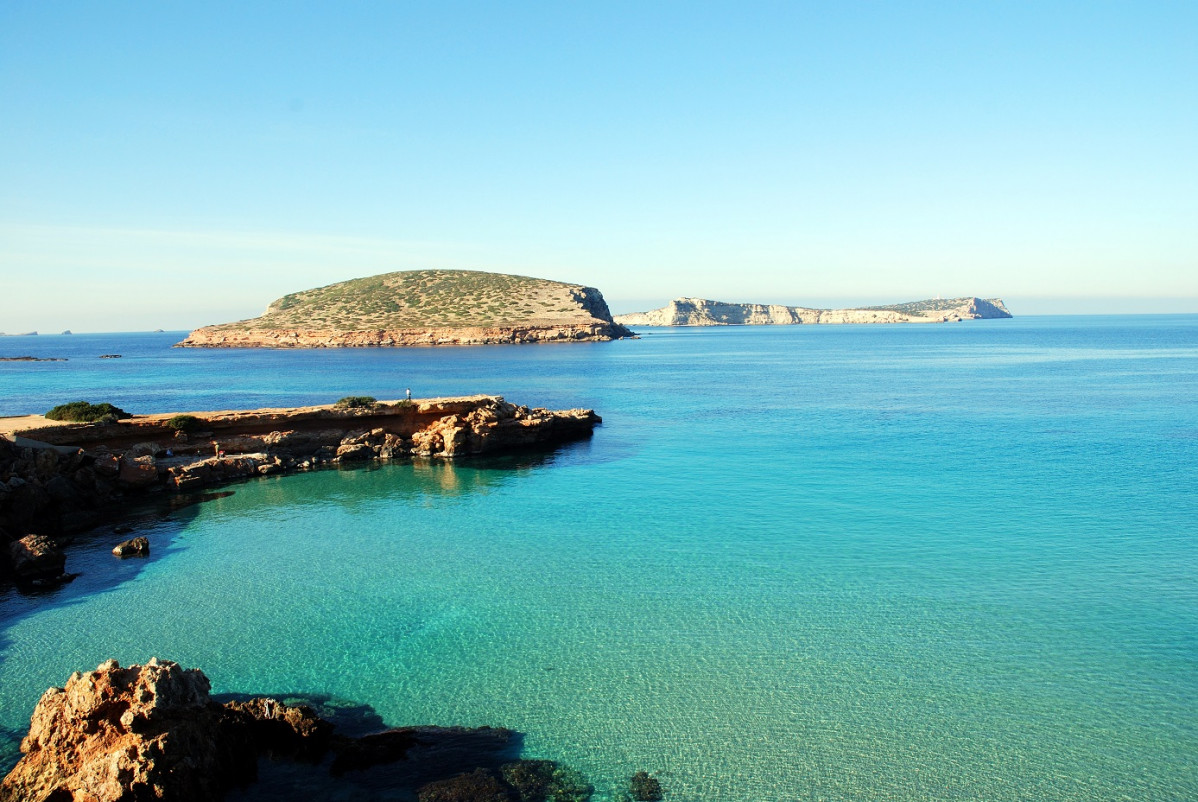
[406, 388, 411, 401]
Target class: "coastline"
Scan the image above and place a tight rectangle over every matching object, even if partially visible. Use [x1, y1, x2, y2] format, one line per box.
[176, 323, 636, 348]
[0, 396, 600, 586]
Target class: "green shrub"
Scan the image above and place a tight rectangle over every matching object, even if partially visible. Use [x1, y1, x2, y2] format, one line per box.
[165, 414, 204, 433]
[45, 401, 131, 422]
[335, 396, 377, 409]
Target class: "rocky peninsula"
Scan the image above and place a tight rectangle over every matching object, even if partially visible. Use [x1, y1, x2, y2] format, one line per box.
[615, 296, 1012, 326]
[177, 269, 635, 348]
[0, 396, 599, 585]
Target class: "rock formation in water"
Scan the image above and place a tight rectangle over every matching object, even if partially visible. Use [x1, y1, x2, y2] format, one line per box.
[0, 659, 593, 801]
[615, 296, 1012, 326]
[0, 658, 330, 802]
[177, 269, 634, 348]
[0, 396, 600, 580]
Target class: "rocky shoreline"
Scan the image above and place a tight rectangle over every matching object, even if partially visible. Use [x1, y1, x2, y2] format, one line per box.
[0, 396, 600, 586]
[175, 322, 635, 348]
[0, 658, 637, 802]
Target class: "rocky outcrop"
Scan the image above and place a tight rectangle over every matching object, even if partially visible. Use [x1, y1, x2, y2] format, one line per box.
[8, 534, 66, 583]
[615, 296, 1012, 326]
[175, 269, 635, 348]
[111, 536, 149, 557]
[177, 323, 633, 348]
[0, 396, 601, 571]
[0, 659, 332, 802]
[1, 660, 591, 801]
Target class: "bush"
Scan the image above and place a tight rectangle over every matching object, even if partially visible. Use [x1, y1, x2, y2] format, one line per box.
[165, 414, 204, 433]
[335, 396, 377, 409]
[45, 401, 131, 422]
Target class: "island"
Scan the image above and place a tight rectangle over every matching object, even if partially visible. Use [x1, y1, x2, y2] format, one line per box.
[614, 296, 1012, 326]
[176, 269, 635, 348]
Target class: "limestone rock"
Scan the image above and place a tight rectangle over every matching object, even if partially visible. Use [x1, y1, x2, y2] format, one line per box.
[222, 697, 333, 761]
[8, 534, 65, 581]
[117, 455, 159, 488]
[615, 296, 1012, 326]
[335, 443, 376, 462]
[175, 269, 634, 349]
[112, 536, 150, 558]
[0, 658, 254, 802]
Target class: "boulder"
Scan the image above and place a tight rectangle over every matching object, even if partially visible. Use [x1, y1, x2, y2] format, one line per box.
[112, 536, 150, 558]
[0, 658, 256, 802]
[8, 534, 65, 581]
[92, 453, 121, 477]
[412, 415, 469, 456]
[335, 443, 376, 462]
[118, 455, 159, 488]
[629, 771, 663, 801]
[221, 697, 333, 762]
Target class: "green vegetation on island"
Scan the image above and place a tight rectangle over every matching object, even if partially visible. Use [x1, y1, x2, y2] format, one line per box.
[213, 269, 615, 331]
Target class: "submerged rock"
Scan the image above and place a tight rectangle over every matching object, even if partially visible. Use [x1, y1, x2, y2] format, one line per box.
[419, 767, 517, 802]
[501, 759, 594, 802]
[628, 770, 663, 801]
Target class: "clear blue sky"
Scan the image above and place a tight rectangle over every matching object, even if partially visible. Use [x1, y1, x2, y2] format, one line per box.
[2, 1, 1195, 331]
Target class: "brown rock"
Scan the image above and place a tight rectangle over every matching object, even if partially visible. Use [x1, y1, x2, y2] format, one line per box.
[221, 697, 332, 761]
[117, 455, 159, 488]
[335, 443, 376, 462]
[8, 534, 65, 581]
[0, 658, 256, 802]
[411, 415, 469, 457]
[92, 453, 121, 477]
[112, 536, 150, 558]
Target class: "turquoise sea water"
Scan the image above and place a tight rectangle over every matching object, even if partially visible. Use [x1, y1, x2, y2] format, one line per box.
[1, 317, 1196, 800]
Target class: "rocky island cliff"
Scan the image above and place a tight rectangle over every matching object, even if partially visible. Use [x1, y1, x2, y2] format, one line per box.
[615, 296, 1011, 326]
[177, 269, 634, 348]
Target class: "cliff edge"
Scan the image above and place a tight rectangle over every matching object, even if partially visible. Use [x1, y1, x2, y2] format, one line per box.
[177, 269, 635, 348]
[615, 297, 1011, 326]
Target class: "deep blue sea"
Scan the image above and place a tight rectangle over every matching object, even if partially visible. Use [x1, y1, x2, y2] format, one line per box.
[1, 317, 1196, 800]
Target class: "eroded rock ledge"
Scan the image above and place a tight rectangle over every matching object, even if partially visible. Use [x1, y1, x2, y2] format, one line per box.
[0, 396, 599, 581]
[0, 659, 594, 802]
[176, 322, 634, 348]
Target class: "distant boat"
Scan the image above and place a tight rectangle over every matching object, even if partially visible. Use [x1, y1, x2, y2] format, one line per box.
[61, 330, 73, 335]
[154, 329, 165, 333]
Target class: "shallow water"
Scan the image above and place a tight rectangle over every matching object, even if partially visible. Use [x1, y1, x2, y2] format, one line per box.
[2, 318, 1196, 799]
